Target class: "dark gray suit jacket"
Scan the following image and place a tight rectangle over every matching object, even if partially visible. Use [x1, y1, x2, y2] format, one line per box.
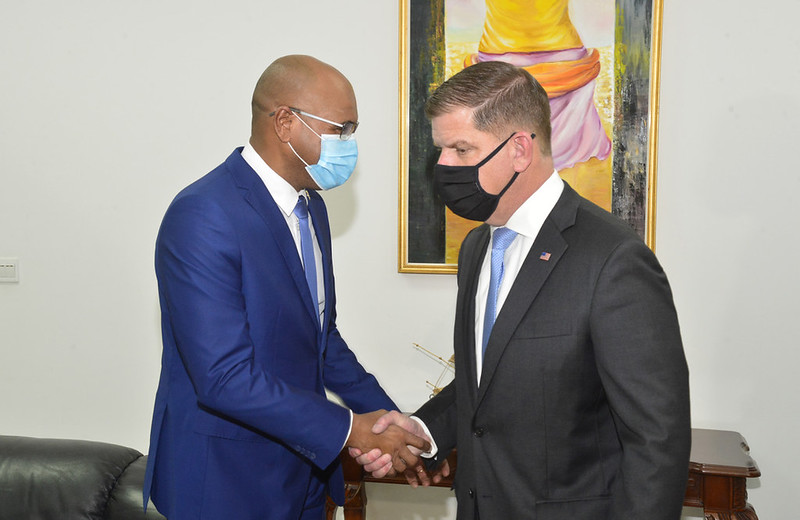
[416, 183, 691, 520]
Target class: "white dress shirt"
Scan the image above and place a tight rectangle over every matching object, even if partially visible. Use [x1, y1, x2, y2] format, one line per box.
[417, 171, 564, 457]
[474, 171, 564, 382]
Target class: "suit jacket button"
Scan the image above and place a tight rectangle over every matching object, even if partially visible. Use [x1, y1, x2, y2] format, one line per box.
[473, 427, 485, 437]
[468, 489, 475, 498]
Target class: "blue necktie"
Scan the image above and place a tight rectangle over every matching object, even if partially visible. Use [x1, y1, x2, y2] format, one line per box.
[482, 227, 517, 358]
[293, 196, 319, 326]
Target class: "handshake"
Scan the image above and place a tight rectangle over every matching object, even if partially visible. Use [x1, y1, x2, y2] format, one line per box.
[345, 410, 451, 487]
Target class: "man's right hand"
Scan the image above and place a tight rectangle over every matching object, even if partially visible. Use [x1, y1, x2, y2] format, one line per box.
[348, 410, 450, 486]
[345, 410, 431, 474]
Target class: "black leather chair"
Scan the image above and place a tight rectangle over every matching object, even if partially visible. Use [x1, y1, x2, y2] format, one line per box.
[0, 435, 166, 520]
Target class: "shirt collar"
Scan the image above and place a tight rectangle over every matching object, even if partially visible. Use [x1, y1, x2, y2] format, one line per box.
[501, 170, 564, 239]
[241, 142, 306, 217]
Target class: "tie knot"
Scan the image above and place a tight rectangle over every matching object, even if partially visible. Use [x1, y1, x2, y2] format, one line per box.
[293, 196, 309, 220]
[492, 227, 517, 252]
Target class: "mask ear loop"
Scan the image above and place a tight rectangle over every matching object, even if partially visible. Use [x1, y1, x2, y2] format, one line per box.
[494, 133, 537, 196]
[286, 111, 323, 167]
[287, 141, 310, 167]
[292, 111, 322, 139]
[493, 171, 521, 197]
[475, 132, 519, 196]
[494, 132, 537, 196]
[476, 132, 517, 168]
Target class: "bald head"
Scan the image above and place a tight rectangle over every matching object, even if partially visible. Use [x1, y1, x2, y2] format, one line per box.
[248, 55, 358, 191]
[251, 55, 354, 129]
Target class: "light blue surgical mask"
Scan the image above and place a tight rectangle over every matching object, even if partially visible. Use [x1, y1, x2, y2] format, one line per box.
[288, 112, 358, 190]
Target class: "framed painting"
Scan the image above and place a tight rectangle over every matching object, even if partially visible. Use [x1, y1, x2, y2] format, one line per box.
[398, 0, 664, 273]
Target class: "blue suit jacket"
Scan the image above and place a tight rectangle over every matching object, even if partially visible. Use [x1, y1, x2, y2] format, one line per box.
[143, 149, 396, 519]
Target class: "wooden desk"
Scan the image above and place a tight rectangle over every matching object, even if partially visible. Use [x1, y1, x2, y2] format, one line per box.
[685, 429, 761, 519]
[328, 428, 761, 520]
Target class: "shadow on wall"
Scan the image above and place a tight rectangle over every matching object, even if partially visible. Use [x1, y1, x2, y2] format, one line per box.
[322, 167, 360, 239]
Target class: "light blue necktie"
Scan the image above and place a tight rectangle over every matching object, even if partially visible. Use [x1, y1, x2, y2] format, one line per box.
[482, 227, 517, 358]
[293, 196, 319, 327]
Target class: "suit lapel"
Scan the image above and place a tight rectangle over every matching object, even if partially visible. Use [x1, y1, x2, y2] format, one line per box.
[458, 226, 490, 403]
[226, 151, 320, 326]
[307, 192, 331, 339]
[477, 185, 580, 404]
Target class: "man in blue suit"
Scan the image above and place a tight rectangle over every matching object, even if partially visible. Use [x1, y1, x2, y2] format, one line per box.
[143, 55, 428, 520]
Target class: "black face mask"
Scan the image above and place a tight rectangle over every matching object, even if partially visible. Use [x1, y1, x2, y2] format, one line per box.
[433, 132, 534, 222]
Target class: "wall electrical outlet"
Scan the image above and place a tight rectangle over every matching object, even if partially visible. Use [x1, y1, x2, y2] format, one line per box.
[0, 258, 19, 283]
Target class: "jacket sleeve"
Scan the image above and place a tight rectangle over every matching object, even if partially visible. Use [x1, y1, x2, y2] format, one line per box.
[321, 325, 397, 414]
[590, 237, 691, 519]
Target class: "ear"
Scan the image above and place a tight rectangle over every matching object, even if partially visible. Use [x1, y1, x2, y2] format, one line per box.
[510, 132, 534, 173]
[272, 106, 295, 143]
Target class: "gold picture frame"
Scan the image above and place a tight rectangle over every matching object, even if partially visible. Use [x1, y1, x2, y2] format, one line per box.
[398, 0, 664, 274]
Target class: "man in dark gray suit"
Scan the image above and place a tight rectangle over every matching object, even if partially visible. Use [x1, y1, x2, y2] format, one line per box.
[355, 61, 691, 519]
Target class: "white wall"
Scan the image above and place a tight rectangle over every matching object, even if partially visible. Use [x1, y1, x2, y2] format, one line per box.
[0, 1, 796, 519]
[657, 1, 800, 518]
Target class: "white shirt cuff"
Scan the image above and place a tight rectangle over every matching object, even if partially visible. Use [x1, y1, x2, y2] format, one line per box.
[410, 416, 438, 458]
[341, 409, 354, 452]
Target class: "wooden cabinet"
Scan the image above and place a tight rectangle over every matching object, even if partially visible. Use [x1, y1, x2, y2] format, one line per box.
[328, 428, 761, 520]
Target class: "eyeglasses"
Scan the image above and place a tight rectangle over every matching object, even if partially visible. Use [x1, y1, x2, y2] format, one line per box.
[268, 106, 359, 140]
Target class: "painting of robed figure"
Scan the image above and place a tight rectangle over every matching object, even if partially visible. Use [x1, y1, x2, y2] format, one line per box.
[399, 0, 662, 273]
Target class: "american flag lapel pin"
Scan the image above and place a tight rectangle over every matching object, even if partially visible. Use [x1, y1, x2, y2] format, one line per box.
[539, 251, 551, 261]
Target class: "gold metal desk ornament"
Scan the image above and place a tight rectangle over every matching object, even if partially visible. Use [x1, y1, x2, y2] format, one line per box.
[412, 343, 455, 399]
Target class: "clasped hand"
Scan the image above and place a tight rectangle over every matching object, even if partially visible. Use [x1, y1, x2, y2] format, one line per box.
[346, 410, 429, 474]
[347, 410, 450, 487]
